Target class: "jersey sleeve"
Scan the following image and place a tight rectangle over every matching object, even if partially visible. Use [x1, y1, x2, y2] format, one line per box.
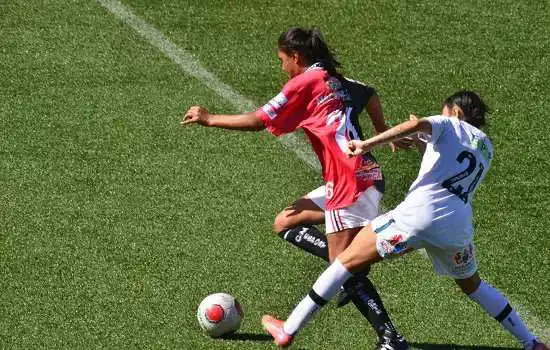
[343, 78, 376, 112]
[363, 86, 377, 106]
[255, 78, 308, 137]
[425, 115, 452, 144]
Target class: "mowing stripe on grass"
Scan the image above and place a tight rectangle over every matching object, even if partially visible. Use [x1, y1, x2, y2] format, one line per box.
[95, 0, 320, 172]
[96, 0, 549, 342]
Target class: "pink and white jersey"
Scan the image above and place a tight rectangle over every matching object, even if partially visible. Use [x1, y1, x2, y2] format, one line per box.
[256, 65, 381, 210]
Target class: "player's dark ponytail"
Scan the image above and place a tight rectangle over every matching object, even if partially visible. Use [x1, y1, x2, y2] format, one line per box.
[278, 27, 341, 76]
[443, 90, 488, 128]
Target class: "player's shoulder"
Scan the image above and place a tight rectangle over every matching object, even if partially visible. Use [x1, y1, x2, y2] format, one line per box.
[341, 77, 377, 105]
[457, 118, 490, 140]
[286, 68, 326, 89]
[429, 115, 477, 136]
[342, 77, 367, 87]
[426, 115, 454, 128]
[462, 121, 493, 159]
[448, 118, 494, 159]
[342, 77, 375, 92]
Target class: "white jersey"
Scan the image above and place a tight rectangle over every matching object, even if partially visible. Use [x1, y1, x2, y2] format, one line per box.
[392, 115, 493, 248]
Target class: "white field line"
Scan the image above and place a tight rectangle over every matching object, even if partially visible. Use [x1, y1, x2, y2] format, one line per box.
[96, 0, 549, 341]
[95, 0, 320, 172]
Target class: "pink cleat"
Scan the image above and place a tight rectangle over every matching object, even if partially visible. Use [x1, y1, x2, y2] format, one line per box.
[534, 342, 549, 350]
[261, 315, 294, 348]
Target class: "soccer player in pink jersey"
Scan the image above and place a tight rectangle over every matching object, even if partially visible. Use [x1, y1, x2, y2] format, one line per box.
[182, 27, 409, 349]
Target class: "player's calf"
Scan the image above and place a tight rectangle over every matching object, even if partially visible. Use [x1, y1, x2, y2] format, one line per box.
[344, 273, 407, 347]
[458, 275, 543, 350]
[277, 225, 329, 261]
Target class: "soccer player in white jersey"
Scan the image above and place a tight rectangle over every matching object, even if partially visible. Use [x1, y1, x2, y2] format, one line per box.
[262, 91, 549, 350]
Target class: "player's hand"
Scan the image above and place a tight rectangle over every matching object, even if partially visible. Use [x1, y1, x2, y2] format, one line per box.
[346, 140, 371, 158]
[181, 106, 211, 127]
[387, 114, 417, 152]
[407, 114, 428, 152]
[390, 138, 414, 152]
[409, 114, 423, 143]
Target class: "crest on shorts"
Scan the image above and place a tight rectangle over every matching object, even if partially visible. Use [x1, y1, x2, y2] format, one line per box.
[453, 244, 474, 267]
[380, 234, 412, 256]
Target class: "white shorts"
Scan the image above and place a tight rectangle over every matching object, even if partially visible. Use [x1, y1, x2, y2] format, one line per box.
[305, 185, 326, 210]
[370, 213, 477, 279]
[306, 186, 382, 234]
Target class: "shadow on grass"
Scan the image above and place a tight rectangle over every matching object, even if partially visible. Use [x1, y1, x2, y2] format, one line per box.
[220, 332, 272, 342]
[411, 343, 519, 350]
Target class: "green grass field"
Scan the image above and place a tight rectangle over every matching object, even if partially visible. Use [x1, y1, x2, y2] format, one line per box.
[1, 0, 548, 348]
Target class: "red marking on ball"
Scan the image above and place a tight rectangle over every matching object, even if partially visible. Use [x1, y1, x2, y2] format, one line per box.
[205, 304, 224, 323]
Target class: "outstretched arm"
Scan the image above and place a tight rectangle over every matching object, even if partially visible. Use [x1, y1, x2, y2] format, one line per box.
[181, 106, 265, 131]
[408, 114, 427, 155]
[347, 117, 432, 157]
[365, 95, 412, 151]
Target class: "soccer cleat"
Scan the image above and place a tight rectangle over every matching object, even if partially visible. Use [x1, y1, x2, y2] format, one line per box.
[375, 334, 409, 350]
[261, 315, 293, 348]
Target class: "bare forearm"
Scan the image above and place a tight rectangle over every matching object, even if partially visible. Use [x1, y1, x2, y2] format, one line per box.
[207, 112, 265, 131]
[411, 134, 427, 155]
[367, 118, 431, 148]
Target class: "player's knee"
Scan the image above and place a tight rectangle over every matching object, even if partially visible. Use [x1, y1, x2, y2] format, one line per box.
[455, 272, 481, 295]
[272, 213, 289, 234]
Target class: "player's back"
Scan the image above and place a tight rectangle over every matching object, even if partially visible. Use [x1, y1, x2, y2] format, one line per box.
[393, 116, 493, 242]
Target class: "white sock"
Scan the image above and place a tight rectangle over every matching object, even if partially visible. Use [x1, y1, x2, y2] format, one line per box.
[468, 281, 536, 348]
[283, 258, 352, 335]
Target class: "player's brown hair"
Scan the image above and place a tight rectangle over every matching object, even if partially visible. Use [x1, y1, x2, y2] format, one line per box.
[278, 27, 340, 76]
[443, 90, 488, 128]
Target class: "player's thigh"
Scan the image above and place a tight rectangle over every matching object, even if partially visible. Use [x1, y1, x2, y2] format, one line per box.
[327, 227, 361, 262]
[338, 213, 421, 272]
[336, 224, 382, 273]
[272, 187, 325, 232]
[324, 188, 384, 262]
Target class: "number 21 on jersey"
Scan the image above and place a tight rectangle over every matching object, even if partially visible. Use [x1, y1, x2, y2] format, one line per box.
[442, 151, 484, 203]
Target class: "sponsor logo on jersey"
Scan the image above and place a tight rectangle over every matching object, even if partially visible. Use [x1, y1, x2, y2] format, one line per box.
[471, 137, 492, 161]
[262, 104, 277, 119]
[262, 93, 288, 120]
[356, 157, 383, 181]
[317, 93, 338, 105]
[318, 77, 348, 106]
[326, 76, 342, 91]
[271, 92, 288, 109]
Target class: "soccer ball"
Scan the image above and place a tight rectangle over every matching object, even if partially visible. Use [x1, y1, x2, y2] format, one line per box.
[197, 293, 243, 337]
